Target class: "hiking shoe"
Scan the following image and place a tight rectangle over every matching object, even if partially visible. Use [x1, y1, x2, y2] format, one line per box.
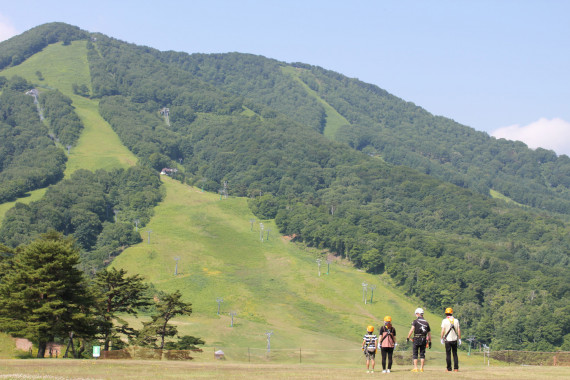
[366, 370, 370, 373]
[454, 369, 459, 372]
[382, 370, 387, 373]
[420, 368, 424, 372]
[387, 369, 391, 373]
[411, 368, 418, 372]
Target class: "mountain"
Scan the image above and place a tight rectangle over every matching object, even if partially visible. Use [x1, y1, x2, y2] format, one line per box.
[0, 22, 568, 352]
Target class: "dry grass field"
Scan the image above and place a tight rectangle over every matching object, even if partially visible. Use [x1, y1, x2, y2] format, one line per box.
[0, 359, 568, 380]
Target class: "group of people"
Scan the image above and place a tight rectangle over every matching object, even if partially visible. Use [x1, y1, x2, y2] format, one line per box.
[361, 307, 461, 373]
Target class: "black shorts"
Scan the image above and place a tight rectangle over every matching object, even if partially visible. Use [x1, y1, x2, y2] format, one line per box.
[412, 342, 426, 359]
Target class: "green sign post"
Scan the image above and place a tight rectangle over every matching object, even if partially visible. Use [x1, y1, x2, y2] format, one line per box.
[93, 345, 101, 358]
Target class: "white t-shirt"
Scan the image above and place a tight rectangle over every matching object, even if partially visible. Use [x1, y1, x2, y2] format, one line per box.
[441, 316, 459, 341]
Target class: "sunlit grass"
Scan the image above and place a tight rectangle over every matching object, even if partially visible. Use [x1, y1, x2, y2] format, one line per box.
[0, 359, 567, 379]
[112, 176, 440, 352]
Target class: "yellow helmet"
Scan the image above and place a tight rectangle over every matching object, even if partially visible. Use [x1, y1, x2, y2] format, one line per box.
[384, 316, 392, 322]
[367, 325, 374, 333]
[445, 307, 453, 314]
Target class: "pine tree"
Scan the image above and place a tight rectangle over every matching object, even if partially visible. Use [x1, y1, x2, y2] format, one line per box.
[0, 231, 93, 358]
[92, 267, 150, 350]
[136, 290, 193, 349]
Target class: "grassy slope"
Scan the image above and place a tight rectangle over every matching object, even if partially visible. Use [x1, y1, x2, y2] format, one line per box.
[113, 176, 443, 354]
[281, 66, 349, 139]
[0, 42, 447, 358]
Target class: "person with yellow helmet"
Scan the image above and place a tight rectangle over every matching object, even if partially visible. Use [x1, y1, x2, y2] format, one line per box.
[378, 316, 397, 373]
[362, 325, 378, 373]
[406, 308, 431, 372]
[440, 307, 461, 372]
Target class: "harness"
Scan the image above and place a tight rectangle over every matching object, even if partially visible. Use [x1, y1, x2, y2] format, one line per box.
[443, 318, 458, 342]
[413, 318, 429, 338]
[412, 318, 429, 345]
[363, 333, 377, 352]
[379, 326, 395, 346]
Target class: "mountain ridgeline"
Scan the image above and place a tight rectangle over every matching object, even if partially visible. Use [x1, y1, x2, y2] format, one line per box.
[0, 23, 569, 351]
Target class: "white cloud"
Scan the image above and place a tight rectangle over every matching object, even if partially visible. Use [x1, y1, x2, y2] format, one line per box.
[0, 14, 17, 42]
[491, 118, 570, 157]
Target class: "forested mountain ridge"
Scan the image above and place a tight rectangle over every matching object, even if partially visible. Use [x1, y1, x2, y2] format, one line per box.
[169, 54, 570, 218]
[0, 23, 569, 352]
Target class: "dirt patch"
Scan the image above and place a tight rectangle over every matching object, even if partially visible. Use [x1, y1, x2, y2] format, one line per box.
[14, 338, 32, 351]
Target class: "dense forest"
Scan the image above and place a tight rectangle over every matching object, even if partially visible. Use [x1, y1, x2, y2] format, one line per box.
[0, 77, 67, 203]
[0, 166, 163, 273]
[0, 23, 569, 351]
[160, 54, 570, 218]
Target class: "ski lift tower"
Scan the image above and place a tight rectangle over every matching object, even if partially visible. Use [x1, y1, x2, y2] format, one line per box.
[216, 297, 224, 315]
[160, 107, 170, 126]
[466, 335, 476, 356]
[26, 89, 44, 121]
[362, 282, 368, 304]
[174, 257, 180, 276]
[265, 331, 274, 353]
[369, 285, 377, 304]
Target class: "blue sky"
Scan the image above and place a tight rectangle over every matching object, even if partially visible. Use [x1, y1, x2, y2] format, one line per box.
[1, 0, 569, 155]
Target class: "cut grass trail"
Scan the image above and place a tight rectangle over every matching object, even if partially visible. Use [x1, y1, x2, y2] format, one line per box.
[281, 66, 349, 139]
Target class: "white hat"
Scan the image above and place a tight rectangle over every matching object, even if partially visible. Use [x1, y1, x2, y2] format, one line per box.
[415, 308, 424, 315]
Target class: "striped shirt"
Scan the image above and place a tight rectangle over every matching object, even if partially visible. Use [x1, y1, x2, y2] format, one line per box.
[363, 333, 377, 351]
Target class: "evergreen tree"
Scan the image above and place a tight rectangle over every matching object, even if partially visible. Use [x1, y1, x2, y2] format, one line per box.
[92, 267, 150, 350]
[0, 231, 93, 358]
[137, 290, 192, 349]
